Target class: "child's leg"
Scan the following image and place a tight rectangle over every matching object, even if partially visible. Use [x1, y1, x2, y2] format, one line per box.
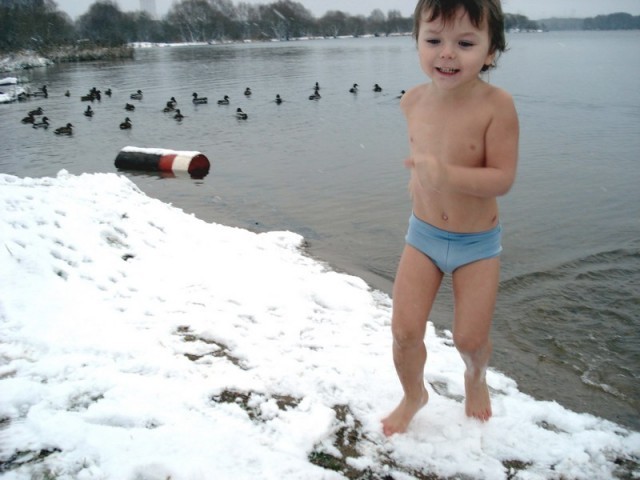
[452, 257, 500, 421]
[382, 245, 443, 436]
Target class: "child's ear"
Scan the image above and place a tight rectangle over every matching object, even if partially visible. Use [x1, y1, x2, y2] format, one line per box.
[483, 51, 497, 71]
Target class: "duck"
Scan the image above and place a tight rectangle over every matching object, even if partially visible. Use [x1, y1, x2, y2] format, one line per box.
[54, 123, 73, 135]
[84, 105, 94, 117]
[349, 83, 358, 93]
[33, 85, 48, 98]
[21, 113, 35, 124]
[119, 117, 132, 129]
[130, 89, 143, 100]
[192, 92, 208, 104]
[32, 116, 49, 129]
[235, 107, 248, 120]
[167, 96, 177, 107]
[64, 90, 70, 97]
[105, 88, 112, 97]
[397, 90, 406, 99]
[314, 82, 320, 90]
[373, 83, 383, 92]
[174, 109, 184, 121]
[217, 95, 230, 105]
[244, 87, 252, 96]
[275, 94, 283, 105]
[162, 101, 175, 113]
[81, 93, 95, 102]
[125, 103, 135, 111]
[28, 106, 43, 116]
[87, 87, 101, 101]
[308, 87, 321, 100]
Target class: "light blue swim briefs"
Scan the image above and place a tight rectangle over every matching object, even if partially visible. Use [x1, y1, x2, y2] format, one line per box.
[405, 213, 502, 274]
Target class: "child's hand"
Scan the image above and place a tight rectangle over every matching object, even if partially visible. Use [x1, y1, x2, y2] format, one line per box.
[407, 154, 447, 192]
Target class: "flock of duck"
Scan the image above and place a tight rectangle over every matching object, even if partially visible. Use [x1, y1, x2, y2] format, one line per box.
[18, 81, 404, 135]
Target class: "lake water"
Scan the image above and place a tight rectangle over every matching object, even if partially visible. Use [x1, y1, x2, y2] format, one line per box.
[1, 31, 638, 430]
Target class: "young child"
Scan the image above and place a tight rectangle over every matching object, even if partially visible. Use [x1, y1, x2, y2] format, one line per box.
[382, 0, 519, 436]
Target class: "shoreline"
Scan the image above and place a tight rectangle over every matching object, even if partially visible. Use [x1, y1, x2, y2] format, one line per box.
[0, 46, 134, 74]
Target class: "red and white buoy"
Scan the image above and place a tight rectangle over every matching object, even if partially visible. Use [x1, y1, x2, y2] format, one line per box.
[114, 146, 210, 178]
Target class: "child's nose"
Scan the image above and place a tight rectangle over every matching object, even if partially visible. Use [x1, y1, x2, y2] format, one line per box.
[440, 43, 455, 59]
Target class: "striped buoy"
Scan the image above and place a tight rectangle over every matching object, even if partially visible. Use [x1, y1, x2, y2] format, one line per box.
[114, 146, 210, 178]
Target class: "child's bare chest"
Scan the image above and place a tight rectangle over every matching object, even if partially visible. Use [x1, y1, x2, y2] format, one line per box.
[407, 98, 490, 167]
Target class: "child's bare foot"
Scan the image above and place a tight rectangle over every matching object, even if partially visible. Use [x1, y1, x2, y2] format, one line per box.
[464, 372, 492, 421]
[381, 388, 429, 436]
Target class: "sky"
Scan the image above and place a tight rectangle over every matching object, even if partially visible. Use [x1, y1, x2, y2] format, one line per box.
[1, 168, 639, 479]
[54, 0, 640, 21]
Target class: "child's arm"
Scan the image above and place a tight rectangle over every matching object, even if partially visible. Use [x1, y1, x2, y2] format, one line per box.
[449, 90, 519, 197]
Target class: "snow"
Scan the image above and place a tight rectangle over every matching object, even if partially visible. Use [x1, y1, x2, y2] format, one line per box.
[1, 171, 638, 480]
[0, 52, 52, 73]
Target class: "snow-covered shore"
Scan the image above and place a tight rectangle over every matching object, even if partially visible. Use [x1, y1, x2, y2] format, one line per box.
[0, 51, 53, 73]
[0, 47, 133, 75]
[1, 170, 638, 479]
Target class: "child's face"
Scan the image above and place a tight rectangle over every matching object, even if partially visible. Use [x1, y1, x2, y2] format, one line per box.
[417, 7, 495, 89]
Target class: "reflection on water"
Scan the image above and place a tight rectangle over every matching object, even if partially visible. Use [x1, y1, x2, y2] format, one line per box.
[1, 32, 639, 430]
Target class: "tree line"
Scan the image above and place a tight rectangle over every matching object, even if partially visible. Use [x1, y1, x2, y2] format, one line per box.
[1, 0, 414, 52]
[2, 0, 637, 55]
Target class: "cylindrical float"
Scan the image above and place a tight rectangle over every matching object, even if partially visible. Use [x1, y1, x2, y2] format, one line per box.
[115, 146, 210, 178]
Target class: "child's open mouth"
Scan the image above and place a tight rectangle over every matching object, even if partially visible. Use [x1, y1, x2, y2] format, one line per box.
[436, 67, 460, 75]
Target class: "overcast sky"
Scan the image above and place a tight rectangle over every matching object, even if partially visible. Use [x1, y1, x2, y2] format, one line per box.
[54, 0, 640, 21]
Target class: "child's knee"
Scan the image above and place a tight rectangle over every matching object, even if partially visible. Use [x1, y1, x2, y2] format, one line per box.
[453, 332, 490, 357]
[391, 321, 425, 348]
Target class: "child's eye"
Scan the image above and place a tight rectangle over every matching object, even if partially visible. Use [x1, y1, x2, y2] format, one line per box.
[426, 39, 440, 45]
[459, 41, 475, 47]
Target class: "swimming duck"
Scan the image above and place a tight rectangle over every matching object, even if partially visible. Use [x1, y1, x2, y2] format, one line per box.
[64, 90, 70, 97]
[21, 113, 35, 124]
[349, 83, 358, 93]
[33, 85, 48, 98]
[28, 107, 43, 116]
[32, 116, 49, 129]
[373, 83, 383, 92]
[130, 90, 143, 100]
[397, 90, 406, 99]
[119, 117, 132, 129]
[162, 101, 175, 113]
[244, 87, 252, 96]
[81, 93, 95, 102]
[125, 103, 135, 111]
[167, 96, 177, 107]
[105, 88, 112, 97]
[235, 107, 248, 120]
[314, 82, 320, 90]
[217, 95, 230, 105]
[192, 92, 208, 104]
[87, 87, 101, 101]
[174, 109, 184, 121]
[54, 123, 73, 135]
[275, 94, 283, 105]
[84, 105, 94, 117]
[308, 88, 321, 100]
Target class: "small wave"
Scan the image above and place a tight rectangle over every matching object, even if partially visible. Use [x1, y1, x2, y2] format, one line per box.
[499, 247, 640, 421]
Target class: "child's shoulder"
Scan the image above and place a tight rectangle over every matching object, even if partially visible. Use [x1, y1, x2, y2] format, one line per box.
[481, 82, 515, 106]
[400, 83, 430, 111]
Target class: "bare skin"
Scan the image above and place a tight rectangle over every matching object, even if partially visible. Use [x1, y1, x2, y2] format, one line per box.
[382, 7, 518, 436]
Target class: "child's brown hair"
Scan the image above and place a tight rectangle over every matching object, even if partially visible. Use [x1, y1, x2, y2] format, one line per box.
[413, 0, 507, 71]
